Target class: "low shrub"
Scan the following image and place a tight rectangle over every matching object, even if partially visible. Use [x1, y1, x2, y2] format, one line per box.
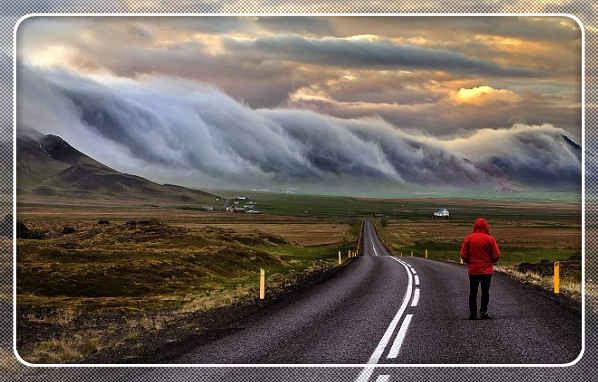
[62, 226, 76, 234]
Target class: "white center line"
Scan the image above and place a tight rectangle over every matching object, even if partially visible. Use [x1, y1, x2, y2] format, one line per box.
[354, 257, 412, 382]
[372, 243, 378, 256]
[414, 275, 420, 286]
[387, 314, 414, 359]
[411, 288, 420, 307]
[375, 376, 390, 382]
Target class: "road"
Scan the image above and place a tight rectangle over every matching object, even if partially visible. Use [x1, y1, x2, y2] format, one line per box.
[126, 220, 581, 381]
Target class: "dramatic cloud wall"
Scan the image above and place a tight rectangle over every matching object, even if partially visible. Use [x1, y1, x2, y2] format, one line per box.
[18, 66, 581, 193]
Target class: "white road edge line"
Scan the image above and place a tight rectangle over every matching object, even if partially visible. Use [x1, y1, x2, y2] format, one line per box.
[375, 376, 390, 382]
[387, 314, 414, 359]
[354, 257, 412, 382]
[372, 243, 378, 256]
[411, 288, 420, 307]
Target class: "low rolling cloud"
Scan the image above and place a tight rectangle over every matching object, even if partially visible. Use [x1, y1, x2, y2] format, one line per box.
[19, 66, 581, 194]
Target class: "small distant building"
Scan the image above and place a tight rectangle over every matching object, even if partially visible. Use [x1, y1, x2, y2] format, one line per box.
[433, 208, 450, 218]
[246, 209, 262, 214]
[374, 212, 384, 217]
[200, 205, 214, 212]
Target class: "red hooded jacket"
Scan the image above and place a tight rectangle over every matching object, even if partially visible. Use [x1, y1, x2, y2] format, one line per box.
[459, 218, 500, 275]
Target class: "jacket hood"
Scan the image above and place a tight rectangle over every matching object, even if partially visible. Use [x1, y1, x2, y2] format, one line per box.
[473, 218, 490, 234]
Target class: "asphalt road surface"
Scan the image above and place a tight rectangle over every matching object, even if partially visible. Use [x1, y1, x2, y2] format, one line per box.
[125, 220, 581, 381]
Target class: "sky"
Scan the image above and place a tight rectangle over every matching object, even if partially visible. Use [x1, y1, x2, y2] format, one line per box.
[16, 16, 583, 196]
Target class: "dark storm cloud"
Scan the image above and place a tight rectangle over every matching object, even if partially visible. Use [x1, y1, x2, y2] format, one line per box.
[329, 16, 581, 42]
[145, 16, 251, 34]
[255, 17, 333, 35]
[17, 16, 579, 114]
[18, 66, 580, 192]
[223, 35, 542, 77]
[17, 17, 332, 108]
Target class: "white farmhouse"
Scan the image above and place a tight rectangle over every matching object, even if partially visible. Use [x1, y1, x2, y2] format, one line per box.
[433, 208, 450, 218]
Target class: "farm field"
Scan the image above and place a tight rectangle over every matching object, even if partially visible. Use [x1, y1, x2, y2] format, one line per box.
[375, 217, 581, 263]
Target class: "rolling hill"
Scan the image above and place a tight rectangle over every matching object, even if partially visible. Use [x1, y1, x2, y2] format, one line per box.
[17, 128, 218, 204]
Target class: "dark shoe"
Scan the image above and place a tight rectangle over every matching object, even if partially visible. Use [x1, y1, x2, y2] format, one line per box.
[480, 312, 492, 320]
[469, 313, 478, 320]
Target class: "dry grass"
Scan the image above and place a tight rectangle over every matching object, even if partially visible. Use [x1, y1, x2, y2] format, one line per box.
[495, 264, 581, 302]
[16, 212, 354, 364]
[173, 223, 351, 246]
[17, 203, 351, 246]
[23, 309, 79, 326]
[24, 334, 103, 364]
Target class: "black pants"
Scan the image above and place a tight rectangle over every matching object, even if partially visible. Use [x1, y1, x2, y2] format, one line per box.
[469, 274, 492, 314]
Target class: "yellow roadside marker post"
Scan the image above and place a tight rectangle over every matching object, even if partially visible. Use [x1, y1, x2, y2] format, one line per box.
[339, 250, 342, 264]
[411, 251, 413, 257]
[425, 249, 428, 259]
[554, 261, 560, 294]
[460, 257, 464, 264]
[260, 268, 265, 300]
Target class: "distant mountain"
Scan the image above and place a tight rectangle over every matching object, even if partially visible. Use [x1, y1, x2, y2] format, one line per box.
[17, 128, 218, 203]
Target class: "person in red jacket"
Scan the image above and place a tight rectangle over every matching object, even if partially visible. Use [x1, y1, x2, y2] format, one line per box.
[460, 218, 500, 320]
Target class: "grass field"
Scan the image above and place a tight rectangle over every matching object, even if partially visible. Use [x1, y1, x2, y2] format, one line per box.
[212, 190, 581, 220]
[15, 193, 582, 363]
[374, 218, 581, 264]
[16, 200, 360, 363]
